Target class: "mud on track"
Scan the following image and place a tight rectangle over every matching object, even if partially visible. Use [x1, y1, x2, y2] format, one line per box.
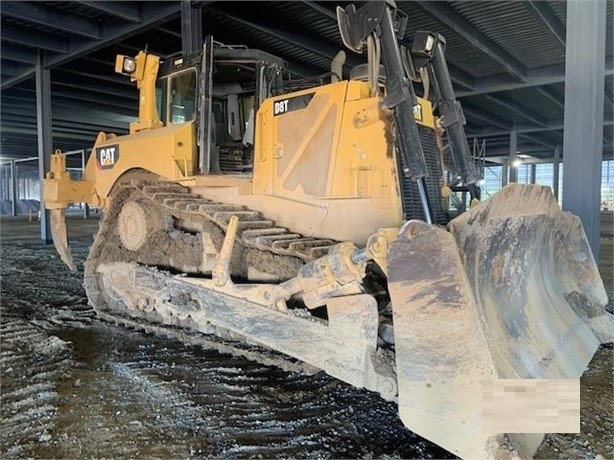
[1, 217, 612, 459]
[1, 222, 451, 459]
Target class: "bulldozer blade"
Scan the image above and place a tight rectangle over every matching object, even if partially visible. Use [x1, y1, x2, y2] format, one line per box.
[50, 208, 77, 271]
[387, 184, 613, 459]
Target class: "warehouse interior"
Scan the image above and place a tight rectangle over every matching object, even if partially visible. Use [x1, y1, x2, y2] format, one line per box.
[1, 1, 613, 458]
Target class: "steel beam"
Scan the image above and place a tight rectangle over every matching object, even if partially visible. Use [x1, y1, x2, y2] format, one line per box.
[411, 1, 565, 127]
[10, 161, 17, 216]
[487, 144, 554, 157]
[3, 119, 127, 138]
[530, 163, 537, 184]
[159, 27, 181, 39]
[1, 99, 134, 127]
[458, 57, 614, 97]
[605, 89, 614, 112]
[526, 1, 566, 47]
[415, 0, 526, 80]
[82, 150, 90, 219]
[1, 167, 6, 200]
[562, 0, 606, 262]
[483, 94, 548, 127]
[447, 67, 475, 91]
[44, 2, 181, 67]
[462, 105, 552, 148]
[534, 87, 564, 110]
[553, 146, 560, 200]
[181, 1, 203, 54]
[2, 126, 103, 142]
[0, 60, 30, 77]
[469, 115, 614, 137]
[36, 52, 53, 243]
[0, 67, 37, 90]
[509, 128, 518, 183]
[300, 0, 336, 20]
[1, 2, 185, 90]
[302, 0, 474, 90]
[53, 67, 133, 87]
[76, 1, 141, 23]
[1, 104, 133, 133]
[501, 160, 509, 187]
[2, 95, 135, 121]
[51, 77, 137, 100]
[1, 44, 39, 65]
[1, 23, 69, 54]
[1, 2, 102, 40]
[5, 86, 137, 112]
[209, 7, 362, 68]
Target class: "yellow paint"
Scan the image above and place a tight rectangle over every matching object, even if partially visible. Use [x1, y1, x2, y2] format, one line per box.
[193, 80, 407, 244]
[44, 52, 440, 246]
[116, 51, 164, 133]
[415, 97, 435, 128]
[88, 122, 196, 199]
[42, 151, 98, 209]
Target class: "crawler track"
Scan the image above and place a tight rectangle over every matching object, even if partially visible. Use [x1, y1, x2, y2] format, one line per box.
[134, 181, 338, 261]
[83, 180, 341, 373]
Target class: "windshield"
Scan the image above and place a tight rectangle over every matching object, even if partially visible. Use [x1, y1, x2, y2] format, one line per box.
[169, 69, 197, 124]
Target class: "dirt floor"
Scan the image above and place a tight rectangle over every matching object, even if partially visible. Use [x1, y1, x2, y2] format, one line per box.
[1, 215, 613, 459]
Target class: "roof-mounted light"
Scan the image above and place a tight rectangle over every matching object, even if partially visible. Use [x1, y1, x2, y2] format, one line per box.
[123, 57, 136, 73]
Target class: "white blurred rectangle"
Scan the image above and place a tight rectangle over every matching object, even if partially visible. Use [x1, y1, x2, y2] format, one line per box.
[482, 379, 580, 434]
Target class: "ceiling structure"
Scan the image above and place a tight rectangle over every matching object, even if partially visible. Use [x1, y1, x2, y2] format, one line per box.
[1, 0, 613, 162]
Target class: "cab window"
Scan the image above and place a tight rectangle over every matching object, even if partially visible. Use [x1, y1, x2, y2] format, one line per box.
[168, 69, 197, 124]
[155, 78, 168, 123]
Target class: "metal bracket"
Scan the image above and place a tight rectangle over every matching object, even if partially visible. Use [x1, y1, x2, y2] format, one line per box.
[213, 215, 239, 287]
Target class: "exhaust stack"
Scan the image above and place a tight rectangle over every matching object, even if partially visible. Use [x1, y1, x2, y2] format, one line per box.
[331, 50, 346, 83]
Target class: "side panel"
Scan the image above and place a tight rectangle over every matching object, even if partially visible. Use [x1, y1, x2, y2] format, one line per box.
[249, 81, 405, 244]
[253, 82, 347, 200]
[85, 122, 196, 200]
[144, 81, 440, 245]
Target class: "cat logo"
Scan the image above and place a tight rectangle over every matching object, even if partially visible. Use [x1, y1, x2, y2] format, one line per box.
[96, 145, 120, 170]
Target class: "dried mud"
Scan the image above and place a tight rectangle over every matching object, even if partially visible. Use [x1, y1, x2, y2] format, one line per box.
[1, 218, 449, 459]
[1, 217, 612, 459]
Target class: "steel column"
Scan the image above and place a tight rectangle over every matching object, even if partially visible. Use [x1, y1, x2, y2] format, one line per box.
[82, 150, 89, 219]
[501, 160, 509, 187]
[553, 146, 560, 200]
[36, 51, 53, 243]
[10, 161, 17, 216]
[181, 1, 202, 54]
[5, 169, 9, 200]
[562, 0, 606, 262]
[509, 128, 518, 183]
[4, 167, 9, 199]
[530, 164, 537, 184]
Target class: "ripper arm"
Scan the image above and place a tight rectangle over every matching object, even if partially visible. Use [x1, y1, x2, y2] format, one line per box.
[43, 150, 100, 210]
[43, 150, 102, 271]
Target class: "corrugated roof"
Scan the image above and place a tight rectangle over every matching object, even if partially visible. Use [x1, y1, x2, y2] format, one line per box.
[400, 2, 507, 78]
[449, 1, 565, 69]
[1, 0, 612, 161]
[500, 86, 564, 121]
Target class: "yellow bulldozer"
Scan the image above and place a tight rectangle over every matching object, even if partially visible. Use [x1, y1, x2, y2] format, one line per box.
[43, 1, 612, 458]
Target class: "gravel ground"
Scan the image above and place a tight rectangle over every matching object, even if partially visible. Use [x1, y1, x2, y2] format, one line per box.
[1, 217, 612, 459]
[1, 219, 451, 459]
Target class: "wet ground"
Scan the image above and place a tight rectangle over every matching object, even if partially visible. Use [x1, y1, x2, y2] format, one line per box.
[1, 216, 613, 459]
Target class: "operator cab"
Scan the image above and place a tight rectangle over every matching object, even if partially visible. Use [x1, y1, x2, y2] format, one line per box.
[156, 37, 285, 175]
